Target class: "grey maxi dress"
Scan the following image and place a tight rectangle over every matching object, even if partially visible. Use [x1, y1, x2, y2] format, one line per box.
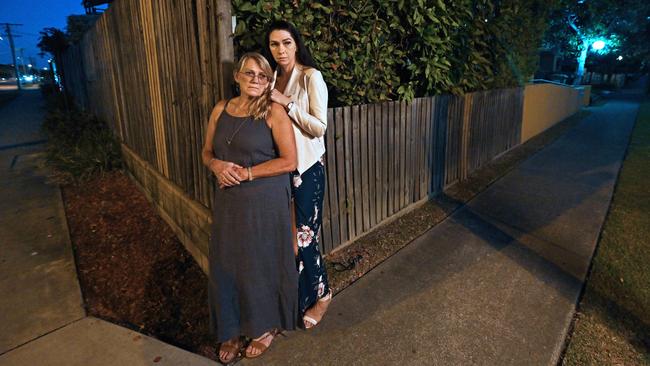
[208, 106, 298, 342]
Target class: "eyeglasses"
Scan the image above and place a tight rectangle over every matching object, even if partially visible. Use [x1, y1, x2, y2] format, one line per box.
[238, 71, 270, 84]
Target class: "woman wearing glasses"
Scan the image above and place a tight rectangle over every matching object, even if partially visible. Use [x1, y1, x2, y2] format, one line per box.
[201, 52, 298, 362]
[264, 21, 332, 330]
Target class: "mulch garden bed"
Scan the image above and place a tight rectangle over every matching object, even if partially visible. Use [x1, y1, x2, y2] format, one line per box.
[61, 110, 588, 362]
[62, 171, 218, 360]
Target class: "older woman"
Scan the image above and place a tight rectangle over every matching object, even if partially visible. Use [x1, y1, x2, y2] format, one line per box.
[264, 21, 332, 329]
[201, 52, 298, 362]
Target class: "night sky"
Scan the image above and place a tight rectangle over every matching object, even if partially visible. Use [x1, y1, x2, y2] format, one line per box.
[0, 0, 87, 68]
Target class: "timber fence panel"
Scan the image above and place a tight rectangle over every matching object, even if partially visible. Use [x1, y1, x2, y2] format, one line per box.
[380, 101, 389, 221]
[430, 95, 445, 195]
[343, 106, 355, 240]
[59, 0, 229, 211]
[367, 104, 377, 228]
[325, 112, 339, 252]
[397, 101, 405, 212]
[352, 105, 362, 237]
[334, 107, 349, 244]
[360, 104, 370, 232]
[420, 97, 431, 199]
[444, 94, 462, 187]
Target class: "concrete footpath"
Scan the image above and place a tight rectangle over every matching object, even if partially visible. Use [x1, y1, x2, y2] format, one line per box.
[0, 90, 216, 366]
[242, 93, 641, 365]
[0, 89, 640, 366]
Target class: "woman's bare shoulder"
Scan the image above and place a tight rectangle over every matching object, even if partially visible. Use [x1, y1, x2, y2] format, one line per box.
[266, 102, 289, 126]
[214, 99, 228, 113]
[270, 101, 286, 113]
[209, 99, 229, 123]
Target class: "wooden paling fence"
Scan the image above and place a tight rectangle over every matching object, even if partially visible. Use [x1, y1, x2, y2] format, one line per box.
[319, 89, 523, 252]
[444, 88, 524, 186]
[60, 0, 232, 209]
[57, 1, 526, 256]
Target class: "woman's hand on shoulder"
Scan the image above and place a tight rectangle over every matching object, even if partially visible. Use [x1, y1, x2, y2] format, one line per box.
[270, 89, 291, 108]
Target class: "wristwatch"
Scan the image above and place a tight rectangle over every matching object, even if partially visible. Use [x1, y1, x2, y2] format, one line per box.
[285, 101, 295, 112]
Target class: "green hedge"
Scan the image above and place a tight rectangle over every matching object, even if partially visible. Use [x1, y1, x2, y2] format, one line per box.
[233, 0, 554, 106]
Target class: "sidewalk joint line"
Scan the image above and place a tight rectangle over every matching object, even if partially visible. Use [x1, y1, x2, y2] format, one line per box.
[0, 316, 87, 357]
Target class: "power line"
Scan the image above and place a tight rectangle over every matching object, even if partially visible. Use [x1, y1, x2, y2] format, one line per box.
[13, 31, 40, 37]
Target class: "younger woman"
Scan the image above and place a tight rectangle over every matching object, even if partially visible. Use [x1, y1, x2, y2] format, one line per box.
[265, 20, 332, 330]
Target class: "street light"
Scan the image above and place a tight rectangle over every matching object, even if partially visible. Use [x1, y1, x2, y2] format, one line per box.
[592, 40, 606, 50]
[617, 55, 623, 61]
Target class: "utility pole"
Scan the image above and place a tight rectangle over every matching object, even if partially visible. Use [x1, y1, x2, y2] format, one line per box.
[1, 23, 24, 90]
[18, 48, 27, 76]
[16, 47, 27, 75]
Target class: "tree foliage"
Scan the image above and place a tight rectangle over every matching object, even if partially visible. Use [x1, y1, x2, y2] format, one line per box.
[233, 0, 554, 106]
[37, 27, 69, 59]
[543, 0, 650, 75]
[37, 14, 99, 58]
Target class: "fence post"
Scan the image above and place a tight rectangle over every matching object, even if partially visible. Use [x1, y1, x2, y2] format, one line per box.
[216, 0, 234, 99]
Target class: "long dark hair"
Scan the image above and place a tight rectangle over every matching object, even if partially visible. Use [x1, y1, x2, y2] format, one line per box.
[263, 20, 317, 73]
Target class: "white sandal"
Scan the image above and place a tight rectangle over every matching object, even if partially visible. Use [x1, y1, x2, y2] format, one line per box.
[303, 291, 332, 329]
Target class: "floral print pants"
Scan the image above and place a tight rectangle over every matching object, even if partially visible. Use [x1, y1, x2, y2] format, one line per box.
[292, 159, 330, 316]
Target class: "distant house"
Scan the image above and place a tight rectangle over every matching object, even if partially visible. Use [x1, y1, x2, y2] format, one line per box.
[535, 49, 575, 84]
[538, 50, 560, 75]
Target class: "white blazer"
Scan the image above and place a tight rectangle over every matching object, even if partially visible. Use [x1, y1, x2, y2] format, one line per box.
[273, 64, 328, 175]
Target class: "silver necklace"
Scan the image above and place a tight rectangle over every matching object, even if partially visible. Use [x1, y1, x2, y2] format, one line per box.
[226, 116, 250, 145]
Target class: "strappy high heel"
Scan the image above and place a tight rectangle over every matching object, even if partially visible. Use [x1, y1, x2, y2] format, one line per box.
[303, 291, 332, 329]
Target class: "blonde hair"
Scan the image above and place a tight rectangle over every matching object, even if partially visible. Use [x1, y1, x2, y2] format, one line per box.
[235, 52, 274, 120]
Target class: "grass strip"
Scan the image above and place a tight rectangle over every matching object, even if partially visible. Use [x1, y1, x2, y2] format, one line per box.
[562, 98, 650, 366]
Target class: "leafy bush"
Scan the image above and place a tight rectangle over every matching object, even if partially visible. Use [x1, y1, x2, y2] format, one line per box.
[233, 0, 554, 106]
[42, 93, 122, 182]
